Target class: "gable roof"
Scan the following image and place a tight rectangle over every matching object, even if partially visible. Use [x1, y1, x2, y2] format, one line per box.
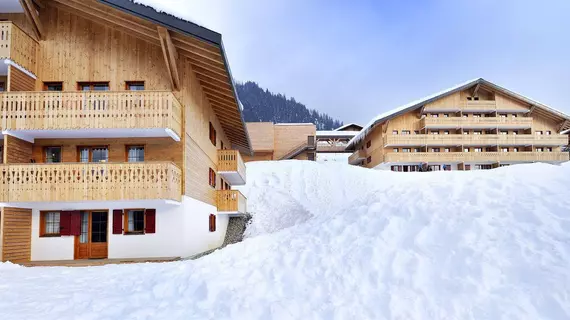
[347, 78, 570, 150]
[99, 0, 253, 154]
[334, 123, 363, 131]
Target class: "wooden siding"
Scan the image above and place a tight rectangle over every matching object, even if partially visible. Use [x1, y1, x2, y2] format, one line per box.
[4, 135, 33, 164]
[495, 93, 529, 111]
[273, 124, 316, 160]
[30, 137, 183, 168]
[8, 66, 35, 91]
[1, 207, 32, 263]
[246, 122, 275, 151]
[184, 135, 219, 205]
[0, 162, 182, 203]
[242, 151, 273, 162]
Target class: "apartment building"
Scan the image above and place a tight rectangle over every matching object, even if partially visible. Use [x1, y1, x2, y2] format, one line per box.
[242, 122, 317, 161]
[347, 78, 570, 171]
[0, 0, 251, 263]
[316, 123, 361, 162]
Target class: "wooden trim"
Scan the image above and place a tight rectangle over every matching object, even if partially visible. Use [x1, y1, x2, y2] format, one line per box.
[123, 208, 146, 234]
[43, 81, 63, 91]
[157, 26, 180, 90]
[19, 0, 44, 39]
[39, 211, 61, 237]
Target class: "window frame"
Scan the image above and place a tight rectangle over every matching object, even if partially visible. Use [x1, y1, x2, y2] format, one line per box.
[44, 146, 63, 163]
[123, 208, 146, 235]
[125, 145, 145, 162]
[43, 81, 63, 91]
[125, 81, 145, 91]
[366, 156, 372, 164]
[209, 122, 217, 146]
[366, 140, 371, 148]
[77, 146, 110, 163]
[40, 211, 61, 237]
[208, 168, 217, 188]
[77, 82, 110, 91]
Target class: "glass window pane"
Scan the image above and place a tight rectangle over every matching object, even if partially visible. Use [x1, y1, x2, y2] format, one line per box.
[45, 147, 62, 163]
[44, 212, 60, 234]
[79, 148, 89, 163]
[128, 147, 144, 162]
[128, 210, 145, 232]
[80, 212, 89, 243]
[92, 148, 108, 162]
[91, 212, 108, 243]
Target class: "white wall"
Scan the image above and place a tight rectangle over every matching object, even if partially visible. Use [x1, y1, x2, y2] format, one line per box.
[29, 196, 230, 261]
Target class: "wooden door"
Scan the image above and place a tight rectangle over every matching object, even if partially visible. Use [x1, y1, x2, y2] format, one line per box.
[74, 211, 108, 259]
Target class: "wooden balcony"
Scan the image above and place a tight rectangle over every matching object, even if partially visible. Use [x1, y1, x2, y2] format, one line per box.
[384, 152, 569, 163]
[0, 91, 183, 139]
[463, 100, 497, 111]
[421, 117, 533, 129]
[217, 150, 246, 185]
[216, 190, 247, 215]
[0, 162, 182, 203]
[316, 144, 349, 153]
[0, 22, 38, 74]
[384, 134, 568, 146]
[348, 149, 366, 164]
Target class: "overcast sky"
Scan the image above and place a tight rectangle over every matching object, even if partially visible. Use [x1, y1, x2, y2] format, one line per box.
[144, 0, 570, 125]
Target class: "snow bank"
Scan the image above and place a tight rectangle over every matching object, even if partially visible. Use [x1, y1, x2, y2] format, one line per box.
[2, 161, 570, 319]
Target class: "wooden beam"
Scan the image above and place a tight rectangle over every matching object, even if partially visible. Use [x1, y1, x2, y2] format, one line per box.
[472, 83, 480, 97]
[19, 0, 43, 39]
[527, 105, 535, 116]
[157, 26, 180, 91]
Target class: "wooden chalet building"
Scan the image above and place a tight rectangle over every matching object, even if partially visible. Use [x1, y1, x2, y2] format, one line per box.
[315, 123, 361, 162]
[0, 0, 251, 263]
[347, 78, 570, 171]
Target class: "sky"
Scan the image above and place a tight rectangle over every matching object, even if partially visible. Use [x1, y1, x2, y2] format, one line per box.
[140, 0, 570, 125]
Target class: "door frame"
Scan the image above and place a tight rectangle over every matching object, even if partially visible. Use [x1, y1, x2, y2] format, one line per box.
[74, 210, 109, 260]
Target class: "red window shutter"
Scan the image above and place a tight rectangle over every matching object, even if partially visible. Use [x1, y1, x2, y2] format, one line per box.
[112, 210, 123, 234]
[60, 211, 72, 236]
[70, 211, 81, 236]
[145, 209, 156, 234]
[209, 214, 216, 232]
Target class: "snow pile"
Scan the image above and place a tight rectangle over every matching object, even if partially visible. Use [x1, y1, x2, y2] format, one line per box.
[2, 161, 570, 319]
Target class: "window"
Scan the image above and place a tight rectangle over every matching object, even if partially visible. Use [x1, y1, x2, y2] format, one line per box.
[512, 131, 518, 135]
[485, 130, 493, 134]
[473, 97, 480, 101]
[392, 130, 398, 135]
[413, 148, 420, 152]
[431, 114, 439, 118]
[467, 97, 472, 101]
[366, 141, 371, 148]
[127, 146, 144, 162]
[443, 164, 452, 171]
[501, 148, 508, 152]
[500, 131, 508, 135]
[126, 81, 145, 91]
[513, 148, 519, 152]
[43, 82, 63, 91]
[41, 212, 60, 237]
[474, 148, 482, 152]
[431, 148, 440, 152]
[392, 148, 399, 153]
[547, 147, 552, 152]
[443, 131, 450, 135]
[366, 156, 371, 164]
[431, 131, 439, 135]
[485, 147, 493, 152]
[45, 147, 62, 163]
[464, 148, 469, 152]
[78, 82, 109, 91]
[536, 131, 543, 135]
[536, 147, 544, 152]
[125, 209, 145, 234]
[474, 131, 482, 135]
[500, 114, 507, 118]
[209, 122, 217, 146]
[444, 148, 450, 152]
[414, 130, 420, 135]
[545, 131, 551, 135]
[208, 168, 216, 188]
[512, 114, 518, 118]
[475, 164, 492, 170]
[429, 165, 441, 171]
[443, 114, 449, 118]
[462, 114, 468, 118]
[402, 130, 411, 135]
[463, 131, 469, 135]
[391, 166, 398, 172]
[473, 114, 481, 118]
[402, 148, 411, 153]
[78, 147, 109, 163]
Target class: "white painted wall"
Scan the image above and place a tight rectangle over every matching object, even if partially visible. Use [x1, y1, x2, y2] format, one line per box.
[29, 196, 230, 261]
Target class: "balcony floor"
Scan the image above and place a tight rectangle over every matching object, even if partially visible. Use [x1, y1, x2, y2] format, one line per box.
[3, 128, 180, 142]
[0, 199, 181, 210]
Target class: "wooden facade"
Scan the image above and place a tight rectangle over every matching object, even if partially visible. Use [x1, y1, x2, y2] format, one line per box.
[243, 122, 317, 161]
[0, 0, 251, 262]
[350, 80, 570, 170]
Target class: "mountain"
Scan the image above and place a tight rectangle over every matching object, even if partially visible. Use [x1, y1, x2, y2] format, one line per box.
[236, 81, 343, 130]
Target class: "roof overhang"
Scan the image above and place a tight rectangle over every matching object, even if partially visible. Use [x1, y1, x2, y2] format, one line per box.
[347, 78, 570, 150]
[98, 0, 253, 154]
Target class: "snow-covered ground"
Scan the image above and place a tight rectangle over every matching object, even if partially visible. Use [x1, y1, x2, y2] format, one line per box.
[2, 161, 570, 319]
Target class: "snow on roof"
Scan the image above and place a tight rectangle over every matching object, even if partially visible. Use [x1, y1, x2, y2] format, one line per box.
[274, 123, 315, 126]
[347, 78, 479, 149]
[132, 0, 212, 30]
[347, 78, 570, 149]
[334, 123, 362, 131]
[316, 130, 359, 137]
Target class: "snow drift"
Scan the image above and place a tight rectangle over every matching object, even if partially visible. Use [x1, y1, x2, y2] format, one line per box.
[1, 161, 570, 319]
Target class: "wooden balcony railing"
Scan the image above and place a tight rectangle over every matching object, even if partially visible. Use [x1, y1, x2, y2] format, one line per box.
[217, 149, 246, 185]
[384, 152, 569, 163]
[316, 144, 349, 152]
[348, 149, 366, 164]
[421, 117, 533, 128]
[0, 162, 182, 203]
[423, 100, 529, 113]
[384, 134, 568, 146]
[0, 21, 38, 74]
[0, 91, 183, 138]
[216, 190, 247, 214]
